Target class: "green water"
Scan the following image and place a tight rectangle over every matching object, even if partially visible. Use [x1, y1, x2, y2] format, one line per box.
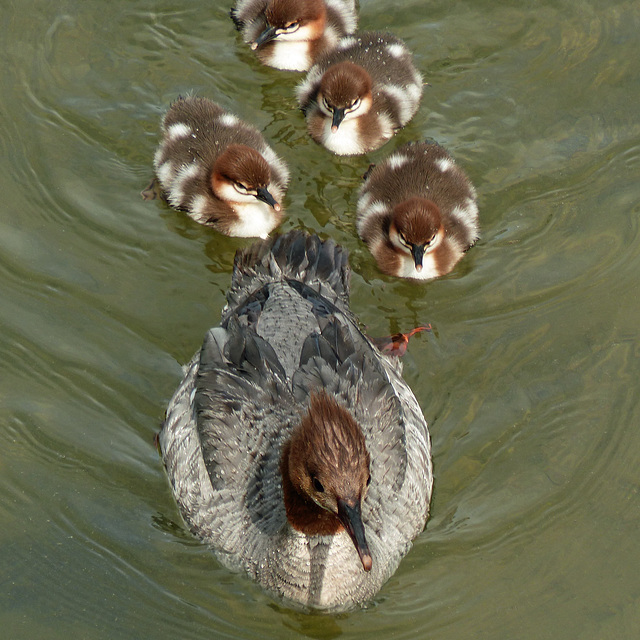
[2, 0, 639, 638]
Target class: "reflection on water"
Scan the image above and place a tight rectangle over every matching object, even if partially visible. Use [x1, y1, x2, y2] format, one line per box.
[1, 1, 640, 638]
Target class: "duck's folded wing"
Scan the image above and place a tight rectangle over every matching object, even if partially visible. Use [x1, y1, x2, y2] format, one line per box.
[161, 324, 298, 562]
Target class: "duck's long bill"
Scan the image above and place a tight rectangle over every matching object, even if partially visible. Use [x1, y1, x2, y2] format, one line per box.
[256, 187, 281, 212]
[337, 498, 373, 572]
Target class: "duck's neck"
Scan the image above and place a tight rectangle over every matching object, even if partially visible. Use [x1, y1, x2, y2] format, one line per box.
[280, 441, 342, 536]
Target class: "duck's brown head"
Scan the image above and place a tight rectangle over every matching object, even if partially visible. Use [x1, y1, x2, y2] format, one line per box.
[252, 0, 327, 49]
[389, 197, 444, 271]
[210, 144, 280, 211]
[281, 390, 373, 572]
[317, 62, 373, 132]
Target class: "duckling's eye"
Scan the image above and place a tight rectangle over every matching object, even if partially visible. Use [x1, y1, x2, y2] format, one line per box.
[234, 182, 249, 194]
[426, 233, 437, 247]
[399, 233, 410, 247]
[322, 97, 333, 113]
[282, 22, 299, 33]
[347, 98, 361, 112]
[312, 477, 325, 493]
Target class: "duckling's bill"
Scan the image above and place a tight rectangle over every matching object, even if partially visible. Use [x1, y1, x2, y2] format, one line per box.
[256, 186, 281, 211]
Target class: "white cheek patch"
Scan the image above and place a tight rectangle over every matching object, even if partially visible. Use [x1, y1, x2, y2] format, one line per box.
[216, 182, 257, 204]
[167, 123, 192, 140]
[278, 24, 314, 42]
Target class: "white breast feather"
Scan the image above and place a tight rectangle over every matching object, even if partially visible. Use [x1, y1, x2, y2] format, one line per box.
[321, 117, 364, 155]
[230, 201, 279, 238]
[267, 41, 311, 72]
[397, 253, 441, 280]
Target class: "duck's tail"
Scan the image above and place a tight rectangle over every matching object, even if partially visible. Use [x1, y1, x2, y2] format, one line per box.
[226, 231, 351, 312]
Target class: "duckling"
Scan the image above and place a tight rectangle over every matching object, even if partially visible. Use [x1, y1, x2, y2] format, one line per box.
[153, 96, 289, 238]
[297, 31, 423, 155]
[230, 0, 358, 71]
[357, 142, 479, 280]
[160, 231, 433, 611]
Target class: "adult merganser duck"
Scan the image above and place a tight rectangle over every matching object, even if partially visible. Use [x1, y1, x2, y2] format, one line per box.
[153, 96, 289, 238]
[160, 231, 433, 611]
[230, 0, 357, 71]
[357, 142, 479, 279]
[297, 32, 423, 155]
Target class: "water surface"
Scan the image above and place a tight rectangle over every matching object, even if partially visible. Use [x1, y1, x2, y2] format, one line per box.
[2, 1, 640, 638]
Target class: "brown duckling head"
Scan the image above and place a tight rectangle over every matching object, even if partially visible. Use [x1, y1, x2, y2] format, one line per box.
[317, 62, 373, 131]
[252, 0, 327, 49]
[389, 197, 445, 272]
[210, 144, 280, 211]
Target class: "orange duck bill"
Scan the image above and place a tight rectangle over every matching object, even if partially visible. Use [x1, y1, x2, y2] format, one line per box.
[337, 498, 372, 572]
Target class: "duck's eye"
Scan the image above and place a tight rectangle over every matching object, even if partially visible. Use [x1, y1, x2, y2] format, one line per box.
[426, 234, 437, 247]
[322, 97, 333, 113]
[283, 22, 299, 33]
[312, 477, 325, 493]
[399, 233, 410, 247]
[348, 98, 361, 112]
